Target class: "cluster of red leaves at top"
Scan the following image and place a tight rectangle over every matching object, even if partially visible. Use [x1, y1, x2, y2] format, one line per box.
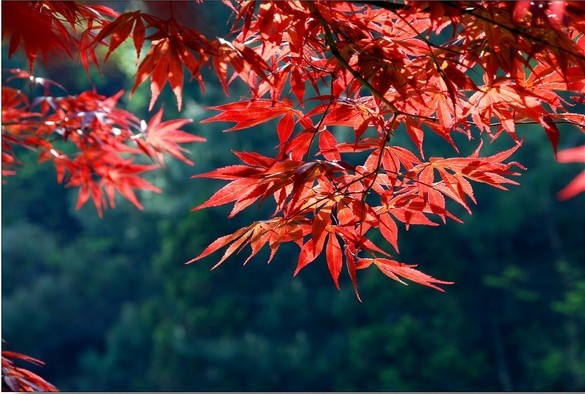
[186, 0, 585, 298]
[2, 1, 585, 298]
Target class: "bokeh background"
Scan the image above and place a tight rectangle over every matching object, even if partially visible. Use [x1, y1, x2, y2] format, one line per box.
[3, 1, 585, 391]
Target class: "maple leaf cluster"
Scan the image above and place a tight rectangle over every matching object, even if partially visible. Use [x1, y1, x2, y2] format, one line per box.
[187, 0, 585, 297]
[3, 0, 585, 298]
[2, 69, 204, 216]
[2, 347, 57, 392]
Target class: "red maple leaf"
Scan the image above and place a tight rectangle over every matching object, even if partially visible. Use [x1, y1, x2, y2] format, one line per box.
[557, 145, 585, 200]
[140, 108, 205, 166]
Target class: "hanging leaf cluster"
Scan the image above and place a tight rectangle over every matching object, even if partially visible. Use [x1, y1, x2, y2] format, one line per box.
[3, 0, 585, 297]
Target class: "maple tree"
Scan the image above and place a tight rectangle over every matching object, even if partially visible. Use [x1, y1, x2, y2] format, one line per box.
[2, 0, 585, 390]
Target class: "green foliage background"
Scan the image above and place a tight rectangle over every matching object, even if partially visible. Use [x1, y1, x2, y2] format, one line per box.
[2, 2, 585, 390]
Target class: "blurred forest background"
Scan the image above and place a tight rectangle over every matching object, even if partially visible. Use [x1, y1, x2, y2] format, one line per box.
[2, 1, 585, 391]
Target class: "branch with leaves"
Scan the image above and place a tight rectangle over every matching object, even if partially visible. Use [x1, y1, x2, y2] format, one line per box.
[2, 1, 585, 388]
[3, 0, 584, 295]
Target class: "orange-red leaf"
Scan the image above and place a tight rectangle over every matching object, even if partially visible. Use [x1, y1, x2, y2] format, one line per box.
[319, 129, 341, 161]
[326, 232, 343, 289]
[557, 145, 585, 200]
[192, 178, 257, 211]
[379, 213, 399, 253]
[203, 100, 295, 131]
[369, 258, 454, 292]
[277, 111, 296, 145]
[558, 171, 585, 200]
[345, 245, 361, 302]
[186, 227, 248, 264]
[144, 108, 204, 165]
[557, 146, 585, 164]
